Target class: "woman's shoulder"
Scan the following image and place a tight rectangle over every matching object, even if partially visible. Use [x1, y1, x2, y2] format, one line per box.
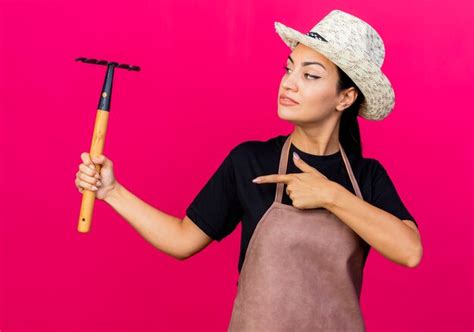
[349, 153, 383, 177]
[350, 154, 393, 194]
[358, 155, 387, 175]
[354, 154, 381, 169]
[229, 134, 287, 159]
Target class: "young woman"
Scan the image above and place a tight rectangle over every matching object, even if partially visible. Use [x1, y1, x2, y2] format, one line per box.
[75, 9, 422, 331]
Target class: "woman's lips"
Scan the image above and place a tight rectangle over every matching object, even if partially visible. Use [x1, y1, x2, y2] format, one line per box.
[279, 96, 299, 106]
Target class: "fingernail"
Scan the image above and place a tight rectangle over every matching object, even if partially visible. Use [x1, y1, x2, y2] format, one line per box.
[97, 181, 102, 186]
[293, 152, 300, 160]
[252, 177, 260, 183]
[92, 186, 98, 190]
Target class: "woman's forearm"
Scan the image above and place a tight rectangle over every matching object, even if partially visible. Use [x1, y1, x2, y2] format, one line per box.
[104, 181, 185, 260]
[324, 182, 422, 268]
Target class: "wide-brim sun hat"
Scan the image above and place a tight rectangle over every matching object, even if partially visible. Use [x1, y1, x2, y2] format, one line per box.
[274, 9, 395, 121]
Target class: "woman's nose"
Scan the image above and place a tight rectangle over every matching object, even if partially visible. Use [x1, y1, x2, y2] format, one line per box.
[282, 72, 298, 91]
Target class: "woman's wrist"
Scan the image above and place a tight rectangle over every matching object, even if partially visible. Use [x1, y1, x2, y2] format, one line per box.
[104, 181, 122, 205]
[323, 181, 343, 210]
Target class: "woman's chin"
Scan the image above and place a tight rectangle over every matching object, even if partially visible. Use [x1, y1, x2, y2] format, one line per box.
[278, 106, 301, 120]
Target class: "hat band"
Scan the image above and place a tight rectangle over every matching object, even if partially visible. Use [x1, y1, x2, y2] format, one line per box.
[306, 31, 328, 42]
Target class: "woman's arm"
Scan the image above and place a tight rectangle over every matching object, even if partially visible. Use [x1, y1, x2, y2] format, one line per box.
[254, 153, 423, 268]
[325, 182, 423, 268]
[104, 182, 213, 260]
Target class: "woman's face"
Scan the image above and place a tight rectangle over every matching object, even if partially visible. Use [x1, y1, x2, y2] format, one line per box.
[277, 43, 348, 125]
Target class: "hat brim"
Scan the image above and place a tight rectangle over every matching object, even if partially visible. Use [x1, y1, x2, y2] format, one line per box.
[274, 21, 395, 121]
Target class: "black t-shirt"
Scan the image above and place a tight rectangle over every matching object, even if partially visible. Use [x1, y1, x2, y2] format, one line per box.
[186, 134, 417, 274]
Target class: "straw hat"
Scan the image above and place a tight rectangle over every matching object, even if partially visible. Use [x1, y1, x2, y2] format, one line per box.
[274, 9, 395, 120]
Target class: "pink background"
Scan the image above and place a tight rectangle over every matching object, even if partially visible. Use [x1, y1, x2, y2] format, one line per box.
[0, 0, 472, 331]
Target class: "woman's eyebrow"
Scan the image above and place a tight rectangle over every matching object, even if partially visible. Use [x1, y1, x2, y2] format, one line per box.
[288, 55, 327, 71]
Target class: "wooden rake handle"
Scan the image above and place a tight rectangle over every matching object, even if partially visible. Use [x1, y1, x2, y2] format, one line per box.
[77, 109, 109, 233]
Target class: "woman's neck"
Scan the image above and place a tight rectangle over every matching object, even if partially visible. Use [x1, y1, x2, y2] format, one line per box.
[289, 126, 340, 156]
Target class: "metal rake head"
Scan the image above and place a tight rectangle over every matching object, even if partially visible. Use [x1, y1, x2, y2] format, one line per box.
[75, 57, 140, 71]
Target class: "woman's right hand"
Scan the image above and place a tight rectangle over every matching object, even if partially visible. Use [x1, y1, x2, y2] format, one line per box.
[75, 152, 117, 200]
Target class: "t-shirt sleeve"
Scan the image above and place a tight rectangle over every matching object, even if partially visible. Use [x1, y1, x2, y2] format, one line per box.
[370, 160, 418, 228]
[185, 148, 244, 242]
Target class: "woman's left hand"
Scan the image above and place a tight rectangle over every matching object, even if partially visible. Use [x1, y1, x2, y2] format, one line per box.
[252, 152, 338, 209]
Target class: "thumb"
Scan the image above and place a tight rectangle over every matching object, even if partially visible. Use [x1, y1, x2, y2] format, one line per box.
[92, 154, 111, 167]
[293, 152, 320, 174]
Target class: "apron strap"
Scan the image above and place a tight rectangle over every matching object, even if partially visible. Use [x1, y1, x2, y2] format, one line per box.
[275, 134, 292, 203]
[339, 143, 363, 200]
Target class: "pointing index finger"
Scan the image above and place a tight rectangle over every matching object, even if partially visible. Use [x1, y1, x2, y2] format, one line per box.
[253, 174, 291, 184]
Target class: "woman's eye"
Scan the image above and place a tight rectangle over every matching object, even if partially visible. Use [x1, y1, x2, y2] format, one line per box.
[283, 66, 319, 80]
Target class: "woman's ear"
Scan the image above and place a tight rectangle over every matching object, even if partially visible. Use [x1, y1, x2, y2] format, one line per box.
[336, 87, 358, 111]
